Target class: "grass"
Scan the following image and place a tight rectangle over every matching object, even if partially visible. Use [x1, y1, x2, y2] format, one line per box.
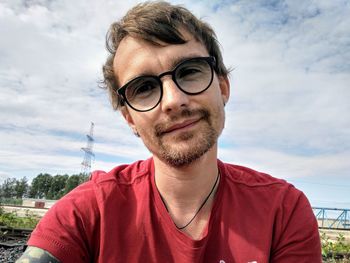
[0, 198, 23, 206]
[322, 232, 350, 262]
[0, 207, 39, 229]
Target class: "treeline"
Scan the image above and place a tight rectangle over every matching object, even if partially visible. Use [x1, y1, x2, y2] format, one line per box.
[0, 173, 88, 201]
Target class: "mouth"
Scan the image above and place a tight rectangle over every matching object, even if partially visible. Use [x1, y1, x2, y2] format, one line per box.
[161, 118, 202, 135]
[155, 108, 210, 137]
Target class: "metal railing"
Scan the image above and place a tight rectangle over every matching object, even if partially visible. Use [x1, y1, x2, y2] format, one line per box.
[313, 207, 350, 230]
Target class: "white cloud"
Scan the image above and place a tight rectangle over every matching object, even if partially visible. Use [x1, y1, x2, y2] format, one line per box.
[0, 0, 349, 207]
[208, 0, 350, 156]
[218, 146, 350, 179]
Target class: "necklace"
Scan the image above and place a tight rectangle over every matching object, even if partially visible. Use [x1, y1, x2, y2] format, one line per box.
[158, 171, 220, 230]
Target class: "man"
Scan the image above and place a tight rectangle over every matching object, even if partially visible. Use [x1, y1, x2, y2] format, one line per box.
[17, 1, 322, 262]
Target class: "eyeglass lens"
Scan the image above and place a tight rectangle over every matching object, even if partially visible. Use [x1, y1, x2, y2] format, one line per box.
[123, 57, 213, 111]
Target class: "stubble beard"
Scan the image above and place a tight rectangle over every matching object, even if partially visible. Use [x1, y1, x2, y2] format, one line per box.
[152, 108, 218, 167]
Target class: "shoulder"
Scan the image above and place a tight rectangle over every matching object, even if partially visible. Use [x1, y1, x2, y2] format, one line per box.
[48, 158, 153, 214]
[219, 160, 290, 188]
[57, 158, 152, 204]
[218, 160, 304, 207]
[90, 158, 153, 186]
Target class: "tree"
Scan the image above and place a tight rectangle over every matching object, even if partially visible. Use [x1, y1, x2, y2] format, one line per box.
[64, 174, 81, 194]
[1, 178, 16, 198]
[29, 173, 53, 199]
[14, 177, 29, 198]
[47, 174, 68, 199]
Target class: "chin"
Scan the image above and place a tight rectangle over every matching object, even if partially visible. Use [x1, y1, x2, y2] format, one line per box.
[158, 131, 217, 167]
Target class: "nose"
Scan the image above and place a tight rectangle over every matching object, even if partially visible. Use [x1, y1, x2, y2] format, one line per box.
[160, 77, 190, 113]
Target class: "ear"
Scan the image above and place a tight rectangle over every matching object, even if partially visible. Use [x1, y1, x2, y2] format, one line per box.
[218, 75, 230, 106]
[121, 106, 136, 131]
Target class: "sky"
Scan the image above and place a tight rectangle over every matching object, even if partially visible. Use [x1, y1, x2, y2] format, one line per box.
[0, 0, 349, 209]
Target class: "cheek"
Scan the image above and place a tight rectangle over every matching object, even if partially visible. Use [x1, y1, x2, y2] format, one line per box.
[209, 91, 225, 128]
[134, 116, 156, 136]
[208, 85, 224, 112]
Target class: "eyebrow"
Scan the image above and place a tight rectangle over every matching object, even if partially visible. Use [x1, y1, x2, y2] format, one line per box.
[168, 54, 203, 69]
[121, 53, 207, 86]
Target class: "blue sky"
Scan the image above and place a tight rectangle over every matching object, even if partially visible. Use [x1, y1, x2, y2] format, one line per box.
[0, 0, 349, 208]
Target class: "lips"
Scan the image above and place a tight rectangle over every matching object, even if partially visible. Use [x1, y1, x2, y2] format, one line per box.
[161, 118, 202, 134]
[155, 108, 210, 137]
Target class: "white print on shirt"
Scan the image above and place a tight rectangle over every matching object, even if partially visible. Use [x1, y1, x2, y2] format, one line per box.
[248, 261, 258, 263]
[219, 261, 225, 263]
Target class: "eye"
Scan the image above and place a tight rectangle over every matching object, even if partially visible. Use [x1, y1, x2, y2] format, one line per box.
[127, 79, 158, 100]
[177, 67, 202, 78]
[176, 59, 208, 80]
[135, 83, 155, 94]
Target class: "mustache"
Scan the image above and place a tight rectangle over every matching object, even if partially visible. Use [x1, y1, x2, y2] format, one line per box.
[155, 108, 210, 137]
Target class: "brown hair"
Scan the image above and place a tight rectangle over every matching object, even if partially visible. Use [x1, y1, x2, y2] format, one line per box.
[101, 1, 229, 110]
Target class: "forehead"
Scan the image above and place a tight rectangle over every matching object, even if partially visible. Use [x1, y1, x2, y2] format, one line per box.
[113, 30, 209, 86]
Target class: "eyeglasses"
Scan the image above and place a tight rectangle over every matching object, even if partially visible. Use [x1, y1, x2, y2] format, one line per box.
[117, 56, 216, 112]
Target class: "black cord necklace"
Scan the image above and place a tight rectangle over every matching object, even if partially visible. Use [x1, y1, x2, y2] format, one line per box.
[158, 171, 220, 230]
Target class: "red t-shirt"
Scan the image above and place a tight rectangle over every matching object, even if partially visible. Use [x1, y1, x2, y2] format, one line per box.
[28, 158, 321, 262]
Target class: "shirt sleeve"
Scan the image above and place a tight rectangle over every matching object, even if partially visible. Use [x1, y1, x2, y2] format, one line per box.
[27, 181, 100, 263]
[271, 187, 322, 262]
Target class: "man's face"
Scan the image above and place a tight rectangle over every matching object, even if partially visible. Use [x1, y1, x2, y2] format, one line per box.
[113, 30, 230, 167]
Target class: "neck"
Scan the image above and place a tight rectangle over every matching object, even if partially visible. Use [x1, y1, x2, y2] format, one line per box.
[154, 145, 218, 205]
[153, 145, 220, 238]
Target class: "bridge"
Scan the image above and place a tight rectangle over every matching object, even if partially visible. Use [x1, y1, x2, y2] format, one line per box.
[313, 207, 350, 230]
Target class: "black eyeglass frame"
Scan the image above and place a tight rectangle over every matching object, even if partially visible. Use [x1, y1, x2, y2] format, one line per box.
[116, 56, 216, 112]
